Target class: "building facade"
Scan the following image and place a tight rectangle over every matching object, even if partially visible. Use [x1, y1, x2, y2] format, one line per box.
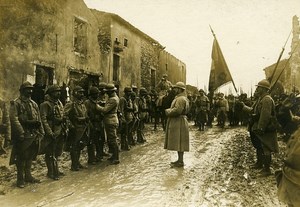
[0, 0, 186, 101]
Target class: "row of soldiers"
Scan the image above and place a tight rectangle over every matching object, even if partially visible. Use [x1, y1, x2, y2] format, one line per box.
[188, 90, 253, 130]
[8, 81, 150, 188]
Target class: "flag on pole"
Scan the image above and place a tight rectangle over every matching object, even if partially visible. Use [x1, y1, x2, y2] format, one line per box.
[208, 27, 237, 93]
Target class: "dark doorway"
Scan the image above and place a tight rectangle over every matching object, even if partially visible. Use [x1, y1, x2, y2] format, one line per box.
[32, 65, 54, 106]
[113, 54, 120, 82]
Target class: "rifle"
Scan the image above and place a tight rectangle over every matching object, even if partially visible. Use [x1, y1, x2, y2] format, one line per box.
[269, 30, 292, 84]
[269, 41, 300, 93]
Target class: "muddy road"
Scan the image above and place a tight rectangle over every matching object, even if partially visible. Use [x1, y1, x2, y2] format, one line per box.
[0, 124, 286, 207]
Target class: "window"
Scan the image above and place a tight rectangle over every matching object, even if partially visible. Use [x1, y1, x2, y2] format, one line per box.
[124, 38, 128, 47]
[73, 17, 87, 56]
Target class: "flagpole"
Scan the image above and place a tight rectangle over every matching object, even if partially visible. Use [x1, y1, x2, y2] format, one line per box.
[209, 25, 238, 94]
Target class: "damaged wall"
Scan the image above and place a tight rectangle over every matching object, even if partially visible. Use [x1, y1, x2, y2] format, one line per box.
[0, 0, 101, 101]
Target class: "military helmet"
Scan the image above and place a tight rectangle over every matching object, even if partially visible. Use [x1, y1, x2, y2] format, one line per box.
[139, 87, 148, 95]
[46, 84, 61, 94]
[124, 86, 132, 93]
[162, 73, 168, 78]
[199, 89, 204, 93]
[73, 86, 85, 92]
[99, 82, 107, 90]
[256, 79, 270, 90]
[172, 82, 186, 90]
[89, 86, 99, 95]
[104, 83, 117, 92]
[19, 81, 33, 91]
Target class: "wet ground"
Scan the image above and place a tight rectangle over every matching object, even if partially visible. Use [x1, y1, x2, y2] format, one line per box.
[0, 123, 286, 207]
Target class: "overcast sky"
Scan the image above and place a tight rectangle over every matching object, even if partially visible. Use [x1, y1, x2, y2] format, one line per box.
[84, 0, 300, 94]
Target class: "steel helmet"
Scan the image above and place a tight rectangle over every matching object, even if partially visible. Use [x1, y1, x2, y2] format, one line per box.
[256, 79, 270, 90]
[104, 83, 117, 92]
[73, 86, 85, 92]
[89, 86, 99, 95]
[46, 85, 61, 94]
[124, 87, 132, 93]
[99, 82, 107, 90]
[172, 82, 186, 90]
[19, 81, 33, 91]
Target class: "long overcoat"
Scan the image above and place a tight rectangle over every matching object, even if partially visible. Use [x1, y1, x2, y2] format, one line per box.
[277, 127, 300, 206]
[253, 94, 278, 152]
[164, 92, 189, 152]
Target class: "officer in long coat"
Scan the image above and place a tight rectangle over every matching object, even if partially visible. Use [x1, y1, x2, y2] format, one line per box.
[64, 86, 89, 171]
[10, 81, 45, 188]
[164, 82, 189, 168]
[96, 83, 120, 165]
[40, 85, 65, 180]
[243, 79, 278, 176]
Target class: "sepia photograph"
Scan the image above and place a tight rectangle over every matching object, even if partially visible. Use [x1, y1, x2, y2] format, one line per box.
[0, 0, 300, 206]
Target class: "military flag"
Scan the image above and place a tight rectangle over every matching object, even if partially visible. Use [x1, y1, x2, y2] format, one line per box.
[208, 26, 237, 93]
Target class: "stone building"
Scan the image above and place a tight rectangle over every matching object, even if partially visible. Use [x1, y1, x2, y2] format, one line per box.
[264, 15, 300, 94]
[0, 0, 186, 101]
[91, 10, 186, 95]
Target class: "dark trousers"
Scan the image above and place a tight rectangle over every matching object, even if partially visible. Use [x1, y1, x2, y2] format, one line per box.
[16, 141, 38, 184]
[105, 124, 119, 161]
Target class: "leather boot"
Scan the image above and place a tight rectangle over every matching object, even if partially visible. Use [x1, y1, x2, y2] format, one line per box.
[16, 160, 25, 188]
[251, 150, 263, 169]
[70, 149, 79, 171]
[110, 144, 120, 165]
[52, 157, 60, 180]
[87, 144, 96, 165]
[45, 155, 54, 179]
[260, 155, 272, 176]
[25, 160, 40, 183]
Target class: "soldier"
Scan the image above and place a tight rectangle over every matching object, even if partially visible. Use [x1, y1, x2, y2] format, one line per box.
[156, 74, 173, 107]
[40, 85, 65, 180]
[195, 89, 210, 131]
[137, 88, 149, 143]
[130, 91, 139, 146]
[119, 87, 134, 151]
[216, 93, 229, 128]
[227, 94, 236, 126]
[96, 83, 120, 165]
[10, 81, 44, 188]
[0, 98, 10, 155]
[242, 79, 278, 176]
[84, 86, 102, 165]
[97, 82, 110, 158]
[64, 86, 89, 171]
[165, 82, 190, 168]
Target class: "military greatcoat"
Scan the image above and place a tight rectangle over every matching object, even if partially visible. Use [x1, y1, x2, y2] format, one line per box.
[164, 92, 189, 152]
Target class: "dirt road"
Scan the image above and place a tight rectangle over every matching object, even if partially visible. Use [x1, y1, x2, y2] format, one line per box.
[0, 123, 286, 207]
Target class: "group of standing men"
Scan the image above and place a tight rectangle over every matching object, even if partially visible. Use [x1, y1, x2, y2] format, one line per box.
[8, 81, 151, 188]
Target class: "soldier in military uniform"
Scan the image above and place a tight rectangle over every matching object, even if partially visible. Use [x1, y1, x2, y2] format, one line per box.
[156, 74, 173, 107]
[119, 87, 134, 151]
[137, 88, 149, 143]
[84, 86, 102, 164]
[216, 93, 229, 128]
[96, 83, 120, 165]
[0, 98, 10, 155]
[64, 86, 89, 171]
[98, 82, 110, 158]
[10, 81, 44, 188]
[242, 79, 278, 176]
[195, 89, 210, 131]
[40, 85, 65, 180]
